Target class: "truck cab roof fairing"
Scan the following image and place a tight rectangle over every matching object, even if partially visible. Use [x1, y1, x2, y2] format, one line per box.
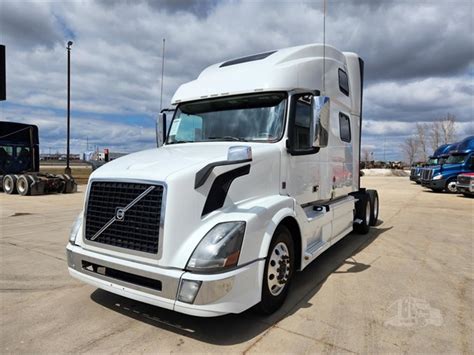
[171, 44, 348, 104]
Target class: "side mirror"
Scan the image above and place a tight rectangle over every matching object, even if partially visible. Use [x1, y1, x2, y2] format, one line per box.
[156, 113, 167, 147]
[311, 96, 330, 148]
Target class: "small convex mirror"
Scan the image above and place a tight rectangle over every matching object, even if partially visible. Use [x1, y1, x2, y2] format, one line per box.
[156, 112, 166, 147]
[227, 146, 252, 162]
[312, 96, 330, 148]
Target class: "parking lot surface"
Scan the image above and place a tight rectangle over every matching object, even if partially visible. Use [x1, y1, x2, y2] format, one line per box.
[1, 177, 472, 353]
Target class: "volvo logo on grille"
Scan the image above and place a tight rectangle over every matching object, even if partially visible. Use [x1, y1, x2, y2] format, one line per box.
[89, 185, 156, 241]
[115, 207, 126, 221]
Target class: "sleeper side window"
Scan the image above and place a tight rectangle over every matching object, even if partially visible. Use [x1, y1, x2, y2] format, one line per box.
[339, 113, 351, 143]
[338, 69, 349, 96]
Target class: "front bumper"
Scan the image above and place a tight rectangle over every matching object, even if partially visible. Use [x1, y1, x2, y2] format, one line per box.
[456, 183, 474, 194]
[66, 244, 263, 317]
[421, 178, 445, 190]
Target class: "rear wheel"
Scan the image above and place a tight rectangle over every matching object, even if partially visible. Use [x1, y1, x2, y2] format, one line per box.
[3, 175, 17, 194]
[367, 190, 379, 226]
[446, 178, 457, 193]
[16, 175, 31, 196]
[257, 225, 294, 315]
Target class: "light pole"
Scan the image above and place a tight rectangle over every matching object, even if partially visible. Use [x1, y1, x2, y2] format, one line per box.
[65, 41, 73, 175]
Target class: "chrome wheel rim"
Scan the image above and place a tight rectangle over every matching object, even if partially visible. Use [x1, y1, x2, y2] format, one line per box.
[447, 181, 457, 193]
[373, 196, 378, 221]
[267, 242, 291, 296]
[18, 179, 27, 194]
[366, 202, 371, 225]
[4, 178, 12, 192]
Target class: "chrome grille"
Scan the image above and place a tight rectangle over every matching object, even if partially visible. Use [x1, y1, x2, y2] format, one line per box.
[421, 169, 433, 181]
[85, 181, 164, 254]
[457, 175, 471, 185]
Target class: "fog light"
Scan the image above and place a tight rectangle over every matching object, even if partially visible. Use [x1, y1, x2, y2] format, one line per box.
[178, 279, 202, 304]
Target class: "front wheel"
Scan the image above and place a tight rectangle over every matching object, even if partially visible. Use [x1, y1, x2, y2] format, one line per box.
[446, 178, 457, 193]
[257, 225, 294, 315]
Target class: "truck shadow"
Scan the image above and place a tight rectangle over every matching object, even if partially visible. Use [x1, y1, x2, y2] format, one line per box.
[90, 223, 392, 345]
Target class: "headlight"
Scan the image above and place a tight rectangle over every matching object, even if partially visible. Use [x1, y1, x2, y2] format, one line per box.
[433, 174, 443, 180]
[186, 221, 246, 273]
[69, 212, 83, 244]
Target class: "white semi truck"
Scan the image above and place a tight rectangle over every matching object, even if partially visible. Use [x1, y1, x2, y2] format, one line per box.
[67, 44, 379, 317]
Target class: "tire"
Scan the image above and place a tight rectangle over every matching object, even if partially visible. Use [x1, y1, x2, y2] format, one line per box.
[16, 175, 31, 196]
[257, 225, 295, 315]
[3, 175, 17, 194]
[430, 188, 443, 193]
[445, 178, 457, 193]
[462, 193, 474, 198]
[367, 190, 379, 226]
[353, 193, 370, 234]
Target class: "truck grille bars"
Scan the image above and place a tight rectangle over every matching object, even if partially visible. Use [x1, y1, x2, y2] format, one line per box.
[85, 182, 164, 254]
[421, 169, 433, 181]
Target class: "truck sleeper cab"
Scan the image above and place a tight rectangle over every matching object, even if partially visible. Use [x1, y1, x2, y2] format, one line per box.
[67, 44, 379, 317]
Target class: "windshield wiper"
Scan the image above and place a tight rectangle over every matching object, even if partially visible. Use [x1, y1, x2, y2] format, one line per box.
[167, 140, 194, 144]
[207, 136, 248, 142]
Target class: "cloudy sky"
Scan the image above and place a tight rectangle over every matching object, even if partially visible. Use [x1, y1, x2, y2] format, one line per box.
[1, 0, 473, 160]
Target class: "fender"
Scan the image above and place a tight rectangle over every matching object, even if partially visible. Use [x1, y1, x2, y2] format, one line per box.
[257, 201, 298, 261]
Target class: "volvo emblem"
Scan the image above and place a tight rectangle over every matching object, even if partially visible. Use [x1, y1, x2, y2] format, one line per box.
[115, 208, 126, 221]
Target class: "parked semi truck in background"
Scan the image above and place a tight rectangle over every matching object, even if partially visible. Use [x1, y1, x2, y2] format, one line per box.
[410, 143, 452, 184]
[67, 44, 380, 317]
[0, 121, 77, 195]
[420, 136, 474, 193]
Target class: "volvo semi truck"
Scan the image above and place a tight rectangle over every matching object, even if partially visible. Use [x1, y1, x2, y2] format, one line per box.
[421, 136, 474, 193]
[67, 44, 380, 317]
[0, 121, 77, 195]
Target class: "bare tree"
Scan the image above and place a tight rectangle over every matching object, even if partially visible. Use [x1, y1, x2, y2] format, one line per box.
[430, 121, 441, 152]
[440, 113, 456, 144]
[416, 123, 429, 162]
[402, 136, 419, 166]
[362, 148, 371, 163]
[429, 114, 457, 151]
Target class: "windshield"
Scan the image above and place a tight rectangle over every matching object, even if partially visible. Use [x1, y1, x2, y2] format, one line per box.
[167, 93, 287, 144]
[445, 154, 466, 164]
[427, 158, 438, 165]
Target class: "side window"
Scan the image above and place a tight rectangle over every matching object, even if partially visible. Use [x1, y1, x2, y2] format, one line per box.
[293, 97, 312, 150]
[339, 113, 351, 143]
[338, 69, 349, 96]
[171, 114, 203, 142]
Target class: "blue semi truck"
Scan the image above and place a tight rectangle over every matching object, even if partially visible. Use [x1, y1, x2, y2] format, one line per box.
[410, 143, 453, 184]
[420, 136, 474, 193]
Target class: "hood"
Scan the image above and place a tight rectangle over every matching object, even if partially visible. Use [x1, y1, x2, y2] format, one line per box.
[430, 163, 463, 175]
[91, 142, 281, 182]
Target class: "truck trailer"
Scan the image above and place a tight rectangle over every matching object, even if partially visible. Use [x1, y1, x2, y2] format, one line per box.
[67, 44, 379, 317]
[420, 136, 474, 193]
[0, 121, 77, 195]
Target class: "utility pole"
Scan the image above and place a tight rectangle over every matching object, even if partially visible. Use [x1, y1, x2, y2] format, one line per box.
[65, 41, 73, 175]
